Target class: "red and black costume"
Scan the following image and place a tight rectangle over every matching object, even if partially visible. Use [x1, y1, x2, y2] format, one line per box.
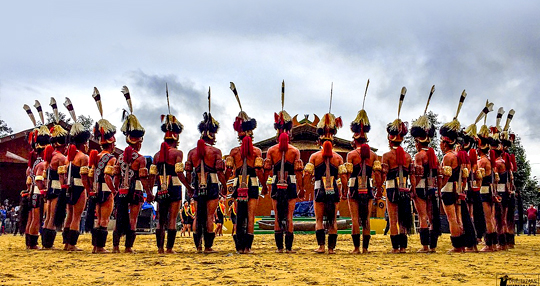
[225, 82, 264, 253]
[112, 86, 151, 252]
[305, 110, 345, 254]
[60, 97, 92, 250]
[410, 86, 441, 252]
[151, 101, 188, 253]
[262, 81, 304, 253]
[88, 87, 118, 253]
[22, 102, 50, 249]
[382, 87, 413, 253]
[43, 97, 69, 250]
[343, 80, 382, 253]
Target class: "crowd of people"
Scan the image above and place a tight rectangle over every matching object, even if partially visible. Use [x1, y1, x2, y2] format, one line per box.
[17, 81, 525, 254]
[0, 201, 23, 235]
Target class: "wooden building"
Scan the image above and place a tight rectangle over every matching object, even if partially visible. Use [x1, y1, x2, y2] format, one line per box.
[253, 114, 385, 217]
[0, 121, 122, 204]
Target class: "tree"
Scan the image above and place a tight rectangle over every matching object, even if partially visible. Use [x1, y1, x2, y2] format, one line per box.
[77, 115, 94, 130]
[509, 135, 539, 207]
[403, 111, 442, 160]
[0, 119, 13, 137]
[45, 111, 71, 125]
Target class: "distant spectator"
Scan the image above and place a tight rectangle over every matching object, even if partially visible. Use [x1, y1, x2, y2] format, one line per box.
[527, 205, 537, 235]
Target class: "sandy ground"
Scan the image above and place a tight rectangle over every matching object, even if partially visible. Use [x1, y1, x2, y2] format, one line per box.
[0, 233, 538, 286]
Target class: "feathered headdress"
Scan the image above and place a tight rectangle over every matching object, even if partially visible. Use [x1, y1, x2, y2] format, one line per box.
[411, 85, 436, 143]
[161, 84, 184, 141]
[198, 87, 220, 141]
[501, 109, 515, 147]
[49, 97, 68, 146]
[489, 107, 504, 148]
[440, 90, 466, 145]
[120, 86, 145, 144]
[317, 83, 342, 141]
[24, 104, 39, 149]
[33, 100, 45, 126]
[351, 79, 371, 139]
[463, 100, 494, 149]
[274, 80, 293, 132]
[91, 87, 117, 145]
[477, 103, 494, 151]
[63, 97, 91, 144]
[386, 87, 408, 142]
[230, 82, 257, 136]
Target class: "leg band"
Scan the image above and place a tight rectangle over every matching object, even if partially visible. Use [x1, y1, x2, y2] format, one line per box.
[362, 235, 371, 250]
[315, 229, 325, 246]
[285, 232, 294, 251]
[69, 230, 80, 246]
[62, 227, 71, 245]
[204, 232, 215, 249]
[429, 230, 439, 249]
[274, 231, 284, 250]
[155, 229, 165, 249]
[390, 235, 400, 250]
[112, 230, 121, 247]
[166, 229, 177, 249]
[419, 228, 430, 246]
[352, 234, 360, 248]
[327, 234, 337, 250]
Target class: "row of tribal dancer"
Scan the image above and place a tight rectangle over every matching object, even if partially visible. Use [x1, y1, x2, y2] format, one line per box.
[20, 82, 517, 254]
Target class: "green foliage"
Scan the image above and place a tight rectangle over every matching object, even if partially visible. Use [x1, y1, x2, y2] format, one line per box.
[403, 111, 442, 160]
[0, 119, 13, 137]
[509, 135, 539, 207]
[45, 111, 71, 124]
[77, 114, 94, 130]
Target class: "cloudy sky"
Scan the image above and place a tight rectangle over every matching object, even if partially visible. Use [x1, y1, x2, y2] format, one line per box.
[1, 1, 540, 177]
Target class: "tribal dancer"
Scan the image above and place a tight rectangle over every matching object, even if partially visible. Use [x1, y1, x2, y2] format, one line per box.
[410, 85, 441, 253]
[490, 107, 510, 250]
[22, 102, 50, 249]
[500, 109, 516, 248]
[181, 200, 194, 237]
[343, 79, 382, 254]
[61, 98, 91, 251]
[439, 90, 474, 253]
[228, 200, 237, 239]
[225, 82, 264, 254]
[215, 197, 226, 236]
[382, 87, 413, 254]
[462, 102, 494, 248]
[151, 86, 190, 254]
[263, 81, 304, 253]
[43, 98, 69, 250]
[477, 110, 497, 252]
[88, 87, 117, 253]
[113, 86, 154, 253]
[185, 87, 227, 253]
[304, 84, 345, 254]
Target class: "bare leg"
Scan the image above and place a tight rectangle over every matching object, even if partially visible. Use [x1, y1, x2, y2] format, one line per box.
[125, 203, 142, 253]
[387, 201, 400, 254]
[362, 200, 373, 253]
[348, 198, 361, 254]
[443, 203, 463, 253]
[203, 198, 218, 253]
[95, 195, 114, 253]
[67, 193, 87, 251]
[244, 198, 258, 254]
[413, 197, 429, 252]
[327, 203, 339, 254]
[166, 200, 181, 253]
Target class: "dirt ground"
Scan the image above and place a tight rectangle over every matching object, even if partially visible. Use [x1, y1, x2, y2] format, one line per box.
[0, 233, 538, 285]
